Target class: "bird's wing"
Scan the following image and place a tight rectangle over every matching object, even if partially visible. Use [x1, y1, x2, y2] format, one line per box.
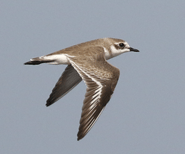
[46, 65, 82, 106]
[67, 46, 120, 140]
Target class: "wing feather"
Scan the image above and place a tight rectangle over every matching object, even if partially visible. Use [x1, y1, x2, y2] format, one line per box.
[46, 65, 82, 106]
[67, 46, 120, 140]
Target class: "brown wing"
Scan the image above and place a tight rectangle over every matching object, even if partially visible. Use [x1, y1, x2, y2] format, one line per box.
[67, 46, 120, 140]
[46, 65, 82, 106]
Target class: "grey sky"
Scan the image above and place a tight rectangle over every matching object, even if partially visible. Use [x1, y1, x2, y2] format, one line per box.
[1, 0, 185, 153]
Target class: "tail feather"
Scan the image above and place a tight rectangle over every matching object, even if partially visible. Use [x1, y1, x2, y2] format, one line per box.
[24, 57, 55, 65]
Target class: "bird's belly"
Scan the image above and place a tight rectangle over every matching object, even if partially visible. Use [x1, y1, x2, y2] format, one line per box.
[45, 54, 70, 65]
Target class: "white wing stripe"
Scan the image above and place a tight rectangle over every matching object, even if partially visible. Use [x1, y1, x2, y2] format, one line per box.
[68, 58, 103, 104]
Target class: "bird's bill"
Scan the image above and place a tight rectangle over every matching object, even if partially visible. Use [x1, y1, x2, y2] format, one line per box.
[129, 47, 139, 52]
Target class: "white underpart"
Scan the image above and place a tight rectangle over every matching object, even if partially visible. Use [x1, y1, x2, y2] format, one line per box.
[68, 58, 103, 109]
[103, 47, 111, 60]
[41, 54, 71, 65]
[110, 41, 131, 57]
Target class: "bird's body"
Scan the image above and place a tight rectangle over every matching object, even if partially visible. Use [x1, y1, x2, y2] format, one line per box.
[24, 38, 139, 140]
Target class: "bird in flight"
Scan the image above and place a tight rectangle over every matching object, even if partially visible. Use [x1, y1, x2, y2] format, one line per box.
[24, 38, 139, 140]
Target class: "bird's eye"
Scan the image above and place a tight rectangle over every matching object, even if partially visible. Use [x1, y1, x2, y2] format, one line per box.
[119, 43, 125, 48]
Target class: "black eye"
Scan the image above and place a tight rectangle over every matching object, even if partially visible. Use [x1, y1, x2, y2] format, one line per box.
[119, 43, 125, 48]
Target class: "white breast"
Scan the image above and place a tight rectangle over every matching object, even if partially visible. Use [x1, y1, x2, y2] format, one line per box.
[103, 47, 112, 60]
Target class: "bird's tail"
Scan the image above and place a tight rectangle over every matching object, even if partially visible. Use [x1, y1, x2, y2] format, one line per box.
[24, 57, 55, 65]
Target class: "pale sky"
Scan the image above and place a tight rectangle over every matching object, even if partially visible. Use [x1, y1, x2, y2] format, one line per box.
[1, 0, 185, 153]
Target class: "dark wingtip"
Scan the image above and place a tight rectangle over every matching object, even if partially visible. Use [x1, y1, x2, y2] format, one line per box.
[46, 101, 51, 107]
[46, 98, 55, 107]
[77, 136, 82, 141]
[77, 132, 85, 141]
